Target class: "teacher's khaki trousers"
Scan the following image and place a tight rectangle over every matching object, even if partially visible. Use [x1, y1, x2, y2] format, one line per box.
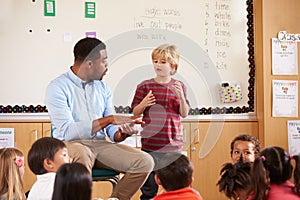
[65, 139, 154, 200]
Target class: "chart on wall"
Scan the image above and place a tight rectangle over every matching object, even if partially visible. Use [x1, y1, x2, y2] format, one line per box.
[0, 0, 255, 114]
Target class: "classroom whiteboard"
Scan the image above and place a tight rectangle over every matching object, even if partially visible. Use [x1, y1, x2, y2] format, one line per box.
[0, 0, 255, 114]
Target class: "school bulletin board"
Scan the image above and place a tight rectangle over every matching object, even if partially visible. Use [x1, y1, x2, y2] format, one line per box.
[0, 0, 255, 115]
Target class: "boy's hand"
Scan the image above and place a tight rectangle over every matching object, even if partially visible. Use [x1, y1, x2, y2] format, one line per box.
[172, 81, 185, 100]
[140, 90, 156, 108]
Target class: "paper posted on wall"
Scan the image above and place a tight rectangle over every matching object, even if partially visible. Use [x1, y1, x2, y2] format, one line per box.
[272, 38, 298, 75]
[272, 80, 298, 117]
[0, 128, 14, 148]
[287, 121, 300, 155]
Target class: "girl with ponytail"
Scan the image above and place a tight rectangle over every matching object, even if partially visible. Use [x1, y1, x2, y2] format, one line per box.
[250, 146, 300, 200]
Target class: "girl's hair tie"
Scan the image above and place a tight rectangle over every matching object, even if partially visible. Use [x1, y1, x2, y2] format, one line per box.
[15, 156, 24, 167]
[290, 154, 294, 160]
[261, 156, 266, 161]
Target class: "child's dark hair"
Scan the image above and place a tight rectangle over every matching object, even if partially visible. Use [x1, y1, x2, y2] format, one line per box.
[28, 137, 66, 175]
[251, 146, 300, 199]
[230, 134, 260, 157]
[155, 152, 193, 191]
[52, 163, 92, 200]
[217, 159, 252, 199]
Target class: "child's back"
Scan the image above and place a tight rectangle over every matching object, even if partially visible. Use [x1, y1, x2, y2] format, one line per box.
[154, 152, 203, 200]
[52, 163, 92, 200]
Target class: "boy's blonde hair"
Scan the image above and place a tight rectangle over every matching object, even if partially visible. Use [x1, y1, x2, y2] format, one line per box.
[0, 148, 25, 200]
[151, 44, 179, 75]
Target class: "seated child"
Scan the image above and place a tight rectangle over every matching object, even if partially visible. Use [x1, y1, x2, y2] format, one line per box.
[230, 134, 260, 163]
[153, 152, 203, 200]
[52, 163, 92, 200]
[27, 137, 71, 200]
[0, 148, 26, 200]
[250, 146, 300, 199]
[217, 158, 253, 200]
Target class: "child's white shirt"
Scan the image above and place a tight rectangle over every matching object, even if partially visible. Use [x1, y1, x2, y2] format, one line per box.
[27, 172, 56, 200]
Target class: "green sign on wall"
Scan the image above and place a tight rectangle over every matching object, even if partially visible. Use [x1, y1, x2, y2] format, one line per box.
[44, 0, 56, 17]
[85, 2, 96, 18]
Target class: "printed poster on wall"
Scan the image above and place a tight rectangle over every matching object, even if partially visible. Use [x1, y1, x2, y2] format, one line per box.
[0, 128, 14, 148]
[272, 38, 298, 75]
[272, 80, 298, 117]
[287, 120, 300, 155]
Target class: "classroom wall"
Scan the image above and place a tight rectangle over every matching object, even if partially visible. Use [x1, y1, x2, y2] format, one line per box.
[255, 0, 300, 149]
[0, 0, 297, 153]
[0, 1, 299, 198]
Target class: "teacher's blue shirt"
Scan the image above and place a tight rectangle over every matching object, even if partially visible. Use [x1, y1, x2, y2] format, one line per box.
[45, 69, 118, 142]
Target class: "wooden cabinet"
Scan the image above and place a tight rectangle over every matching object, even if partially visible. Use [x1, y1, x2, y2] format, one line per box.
[0, 122, 51, 192]
[181, 122, 192, 157]
[42, 123, 51, 137]
[189, 121, 258, 200]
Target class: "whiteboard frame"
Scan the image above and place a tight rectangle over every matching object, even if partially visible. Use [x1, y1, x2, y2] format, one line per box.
[0, 0, 255, 115]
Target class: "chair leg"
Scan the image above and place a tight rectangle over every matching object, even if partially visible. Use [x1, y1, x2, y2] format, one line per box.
[108, 176, 119, 191]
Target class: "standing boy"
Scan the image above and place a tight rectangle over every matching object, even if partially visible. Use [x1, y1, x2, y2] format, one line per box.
[131, 44, 190, 199]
